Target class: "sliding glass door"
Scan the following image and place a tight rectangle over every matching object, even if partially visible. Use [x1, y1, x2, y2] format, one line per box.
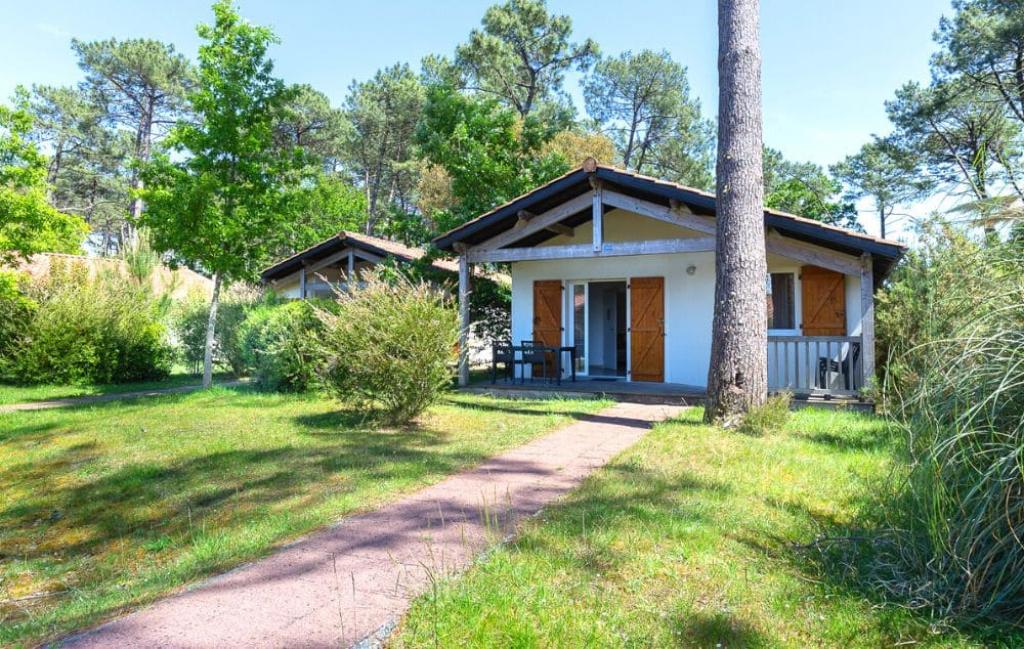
[569, 282, 587, 374]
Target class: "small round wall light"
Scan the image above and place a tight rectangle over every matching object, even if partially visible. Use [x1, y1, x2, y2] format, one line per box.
[686, 264, 697, 276]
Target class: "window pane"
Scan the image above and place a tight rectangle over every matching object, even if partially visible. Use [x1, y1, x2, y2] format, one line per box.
[768, 273, 795, 329]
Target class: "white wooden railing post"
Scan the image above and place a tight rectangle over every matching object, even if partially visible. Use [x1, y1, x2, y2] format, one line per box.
[860, 254, 876, 388]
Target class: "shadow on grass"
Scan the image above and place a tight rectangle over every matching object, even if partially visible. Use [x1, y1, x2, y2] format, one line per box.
[489, 460, 729, 582]
[0, 412, 479, 568]
[670, 609, 770, 648]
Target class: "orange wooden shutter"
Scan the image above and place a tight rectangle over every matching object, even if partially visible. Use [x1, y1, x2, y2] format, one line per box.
[533, 280, 562, 377]
[630, 277, 665, 382]
[800, 266, 846, 336]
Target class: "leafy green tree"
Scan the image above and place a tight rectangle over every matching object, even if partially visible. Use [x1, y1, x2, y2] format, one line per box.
[278, 172, 368, 254]
[540, 129, 616, 166]
[454, 0, 597, 119]
[0, 103, 88, 263]
[832, 136, 929, 239]
[583, 49, 714, 188]
[275, 84, 349, 170]
[763, 147, 858, 229]
[342, 64, 424, 235]
[25, 84, 131, 253]
[416, 84, 569, 232]
[139, 0, 304, 388]
[935, 0, 1024, 128]
[886, 79, 1018, 233]
[889, 2, 1024, 234]
[73, 37, 193, 239]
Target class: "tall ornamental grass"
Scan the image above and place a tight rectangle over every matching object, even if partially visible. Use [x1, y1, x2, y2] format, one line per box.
[876, 230, 1024, 622]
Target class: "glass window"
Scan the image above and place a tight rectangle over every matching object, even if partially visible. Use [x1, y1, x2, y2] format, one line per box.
[572, 284, 586, 372]
[768, 273, 795, 330]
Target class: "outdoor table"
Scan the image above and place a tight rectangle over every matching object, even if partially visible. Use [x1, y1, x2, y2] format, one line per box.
[499, 344, 577, 385]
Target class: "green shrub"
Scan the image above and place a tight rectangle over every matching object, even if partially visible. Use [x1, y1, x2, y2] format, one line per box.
[239, 300, 328, 391]
[876, 222, 1002, 401]
[173, 285, 260, 376]
[315, 271, 459, 424]
[0, 271, 37, 382]
[8, 262, 173, 384]
[737, 392, 791, 436]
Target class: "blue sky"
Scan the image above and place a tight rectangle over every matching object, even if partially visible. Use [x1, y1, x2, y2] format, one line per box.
[2, 0, 954, 236]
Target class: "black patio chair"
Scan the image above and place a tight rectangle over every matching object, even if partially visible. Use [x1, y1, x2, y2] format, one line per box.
[818, 342, 861, 393]
[491, 341, 515, 384]
[517, 340, 549, 384]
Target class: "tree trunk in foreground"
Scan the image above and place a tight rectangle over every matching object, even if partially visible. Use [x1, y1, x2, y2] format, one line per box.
[705, 0, 768, 424]
[203, 272, 222, 389]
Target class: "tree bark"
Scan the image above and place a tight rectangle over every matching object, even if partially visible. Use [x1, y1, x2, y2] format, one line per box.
[203, 272, 222, 389]
[705, 0, 768, 425]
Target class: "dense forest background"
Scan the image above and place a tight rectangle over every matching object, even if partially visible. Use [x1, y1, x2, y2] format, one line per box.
[4, 0, 1024, 270]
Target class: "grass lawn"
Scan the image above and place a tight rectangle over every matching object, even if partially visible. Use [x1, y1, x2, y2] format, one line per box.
[393, 407, 1023, 648]
[0, 369, 234, 406]
[0, 387, 609, 647]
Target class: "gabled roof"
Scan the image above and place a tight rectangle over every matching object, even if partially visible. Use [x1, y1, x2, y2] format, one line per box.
[433, 161, 908, 280]
[261, 231, 458, 282]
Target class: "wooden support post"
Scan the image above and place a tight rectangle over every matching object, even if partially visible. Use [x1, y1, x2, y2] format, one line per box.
[347, 250, 355, 285]
[860, 253, 875, 388]
[299, 265, 307, 300]
[590, 178, 603, 252]
[456, 246, 471, 387]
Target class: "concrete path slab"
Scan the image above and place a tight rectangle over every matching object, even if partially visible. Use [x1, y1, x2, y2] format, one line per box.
[57, 401, 684, 649]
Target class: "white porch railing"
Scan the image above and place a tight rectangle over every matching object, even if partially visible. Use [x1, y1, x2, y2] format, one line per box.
[768, 335, 864, 397]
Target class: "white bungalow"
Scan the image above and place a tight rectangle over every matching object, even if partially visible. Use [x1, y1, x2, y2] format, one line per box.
[435, 159, 906, 400]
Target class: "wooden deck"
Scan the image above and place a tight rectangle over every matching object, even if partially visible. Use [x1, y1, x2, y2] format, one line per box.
[466, 378, 704, 406]
[463, 377, 873, 411]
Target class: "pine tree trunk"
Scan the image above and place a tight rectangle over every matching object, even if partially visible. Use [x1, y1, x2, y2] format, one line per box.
[203, 272, 222, 389]
[705, 0, 768, 425]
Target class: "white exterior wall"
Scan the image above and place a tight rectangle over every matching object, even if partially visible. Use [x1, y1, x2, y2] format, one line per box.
[508, 208, 869, 390]
[511, 251, 716, 387]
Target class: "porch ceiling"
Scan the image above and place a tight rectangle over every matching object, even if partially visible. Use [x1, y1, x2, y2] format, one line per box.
[433, 162, 908, 283]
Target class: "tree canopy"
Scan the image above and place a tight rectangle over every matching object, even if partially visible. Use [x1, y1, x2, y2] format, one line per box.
[0, 103, 88, 263]
[453, 0, 598, 119]
[584, 49, 714, 189]
[416, 84, 569, 232]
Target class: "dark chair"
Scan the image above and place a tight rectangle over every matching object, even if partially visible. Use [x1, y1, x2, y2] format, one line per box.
[491, 341, 514, 384]
[818, 342, 861, 392]
[517, 340, 548, 384]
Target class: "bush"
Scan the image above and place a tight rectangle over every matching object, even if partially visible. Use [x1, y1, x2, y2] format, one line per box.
[315, 271, 459, 424]
[876, 222, 1003, 400]
[7, 261, 173, 384]
[174, 284, 260, 376]
[0, 271, 37, 382]
[737, 392, 791, 436]
[239, 300, 328, 391]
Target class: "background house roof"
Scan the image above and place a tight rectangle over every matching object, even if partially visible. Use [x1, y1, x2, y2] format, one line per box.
[261, 231, 458, 283]
[433, 162, 908, 281]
